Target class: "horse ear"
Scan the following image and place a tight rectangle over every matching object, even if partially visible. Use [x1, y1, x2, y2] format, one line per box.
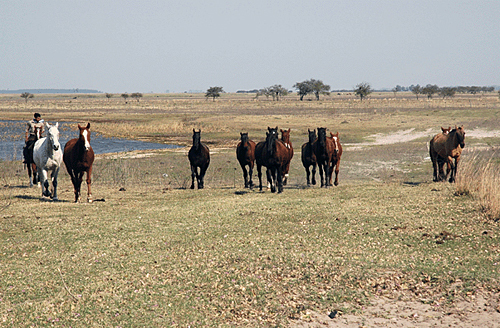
[86, 123, 90, 129]
[55, 122, 59, 128]
[78, 124, 82, 129]
[280, 129, 284, 133]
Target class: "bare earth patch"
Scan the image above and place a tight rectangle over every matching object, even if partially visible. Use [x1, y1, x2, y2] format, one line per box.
[291, 291, 500, 328]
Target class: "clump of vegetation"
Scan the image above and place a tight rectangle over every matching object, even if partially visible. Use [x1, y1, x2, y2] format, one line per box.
[455, 149, 500, 220]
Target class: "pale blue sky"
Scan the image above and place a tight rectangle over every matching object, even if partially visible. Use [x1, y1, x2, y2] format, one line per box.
[1, 0, 499, 93]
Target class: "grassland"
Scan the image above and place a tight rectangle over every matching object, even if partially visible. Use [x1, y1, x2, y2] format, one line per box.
[0, 92, 499, 327]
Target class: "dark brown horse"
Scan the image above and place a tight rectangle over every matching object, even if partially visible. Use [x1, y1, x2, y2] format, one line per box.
[236, 132, 256, 188]
[280, 128, 294, 186]
[188, 129, 210, 189]
[429, 125, 465, 183]
[301, 129, 317, 186]
[63, 123, 95, 202]
[255, 127, 289, 193]
[24, 125, 42, 187]
[329, 131, 343, 186]
[313, 127, 338, 187]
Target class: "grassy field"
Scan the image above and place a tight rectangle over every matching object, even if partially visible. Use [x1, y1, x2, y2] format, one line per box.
[0, 93, 499, 327]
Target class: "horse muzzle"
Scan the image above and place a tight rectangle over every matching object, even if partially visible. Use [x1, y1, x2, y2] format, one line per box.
[460, 142, 465, 148]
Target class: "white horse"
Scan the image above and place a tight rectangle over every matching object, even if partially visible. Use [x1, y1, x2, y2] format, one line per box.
[33, 122, 63, 200]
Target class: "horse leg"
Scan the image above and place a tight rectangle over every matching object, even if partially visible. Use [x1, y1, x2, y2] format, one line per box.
[277, 166, 284, 193]
[257, 164, 263, 191]
[248, 162, 254, 188]
[305, 165, 311, 186]
[430, 149, 439, 182]
[311, 163, 317, 185]
[333, 160, 340, 186]
[86, 167, 93, 203]
[267, 168, 276, 193]
[449, 156, 457, 183]
[190, 165, 196, 189]
[39, 169, 51, 197]
[51, 168, 60, 201]
[32, 163, 39, 186]
[318, 164, 325, 187]
[75, 171, 85, 202]
[198, 165, 208, 189]
[27, 162, 33, 187]
[240, 163, 249, 188]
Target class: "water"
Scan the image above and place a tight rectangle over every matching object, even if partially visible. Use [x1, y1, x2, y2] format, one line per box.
[0, 120, 181, 161]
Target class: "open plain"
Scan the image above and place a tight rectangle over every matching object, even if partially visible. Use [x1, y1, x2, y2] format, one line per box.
[1, 92, 499, 327]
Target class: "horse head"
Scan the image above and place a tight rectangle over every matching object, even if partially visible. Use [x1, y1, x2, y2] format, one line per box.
[280, 128, 291, 146]
[330, 132, 340, 154]
[46, 122, 61, 151]
[240, 132, 249, 144]
[78, 123, 91, 151]
[317, 127, 327, 146]
[266, 127, 278, 153]
[192, 129, 201, 149]
[308, 129, 316, 144]
[441, 126, 451, 135]
[454, 125, 465, 148]
[34, 125, 42, 140]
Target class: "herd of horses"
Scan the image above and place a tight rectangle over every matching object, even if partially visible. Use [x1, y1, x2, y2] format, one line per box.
[23, 122, 466, 201]
[25, 122, 94, 202]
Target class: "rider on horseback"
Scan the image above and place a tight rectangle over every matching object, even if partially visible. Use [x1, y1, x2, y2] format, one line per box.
[23, 113, 44, 163]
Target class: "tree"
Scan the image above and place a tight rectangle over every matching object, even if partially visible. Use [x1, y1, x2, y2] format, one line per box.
[439, 87, 456, 99]
[354, 82, 372, 101]
[411, 84, 422, 100]
[293, 81, 313, 101]
[268, 84, 288, 101]
[392, 85, 402, 97]
[130, 92, 143, 102]
[105, 93, 113, 100]
[121, 93, 129, 102]
[20, 92, 34, 103]
[422, 84, 439, 99]
[205, 86, 224, 101]
[310, 79, 330, 100]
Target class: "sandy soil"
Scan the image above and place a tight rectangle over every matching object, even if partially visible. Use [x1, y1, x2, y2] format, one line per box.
[291, 291, 500, 328]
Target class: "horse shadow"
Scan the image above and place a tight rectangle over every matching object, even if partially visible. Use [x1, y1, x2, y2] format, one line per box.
[14, 195, 70, 203]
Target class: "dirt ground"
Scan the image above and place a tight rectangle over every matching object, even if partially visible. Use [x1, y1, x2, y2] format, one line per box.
[291, 290, 500, 328]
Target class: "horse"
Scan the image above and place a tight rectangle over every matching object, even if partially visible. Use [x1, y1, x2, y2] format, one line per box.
[33, 122, 63, 200]
[255, 126, 289, 193]
[429, 125, 466, 183]
[280, 128, 294, 185]
[313, 127, 339, 187]
[63, 123, 95, 203]
[301, 129, 317, 186]
[24, 125, 42, 187]
[329, 131, 343, 186]
[236, 132, 256, 188]
[188, 129, 210, 189]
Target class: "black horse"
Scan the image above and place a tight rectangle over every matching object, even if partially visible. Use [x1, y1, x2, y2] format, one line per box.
[301, 129, 317, 186]
[188, 129, 210, 189]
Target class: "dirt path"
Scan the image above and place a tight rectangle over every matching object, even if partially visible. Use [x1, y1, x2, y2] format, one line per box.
[291, 291, 500, 327]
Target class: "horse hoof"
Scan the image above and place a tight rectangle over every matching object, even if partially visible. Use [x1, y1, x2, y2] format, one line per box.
[52, 197, 59, 201]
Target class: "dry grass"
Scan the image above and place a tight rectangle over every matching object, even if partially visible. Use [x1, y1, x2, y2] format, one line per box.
[0, 93, 499, 327]
[455, 147, 500, 221]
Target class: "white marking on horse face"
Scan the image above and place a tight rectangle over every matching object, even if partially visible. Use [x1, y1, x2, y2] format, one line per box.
[333, 136, 338, 142]
[82, 129, 90, 150]
[49, 127, 60, 151]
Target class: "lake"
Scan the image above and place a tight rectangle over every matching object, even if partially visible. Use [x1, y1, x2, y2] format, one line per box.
[0, 120, 181, 161]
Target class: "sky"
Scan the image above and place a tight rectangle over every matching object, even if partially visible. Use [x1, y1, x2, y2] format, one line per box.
[1, 0, 499, 93]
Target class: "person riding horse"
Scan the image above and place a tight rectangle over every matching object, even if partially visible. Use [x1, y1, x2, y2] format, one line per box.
[23, 113, 45, 164]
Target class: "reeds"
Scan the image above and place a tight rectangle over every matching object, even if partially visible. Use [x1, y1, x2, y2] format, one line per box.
[455, 148, 500, 220]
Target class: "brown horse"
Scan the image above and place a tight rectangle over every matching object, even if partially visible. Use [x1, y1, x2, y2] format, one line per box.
[24, 125, 42, 187]
[313, 127, 339, 187]
[255, 127, 289, 193]
[329, 131, 343, 186]
[188, 129, 210, 189]
[236, 132, 256, 188]
[301, 129, 317, 186]
[429, 125, 465, 183]
[280, 128, 294, 186]
[63, 123, 95, 202]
